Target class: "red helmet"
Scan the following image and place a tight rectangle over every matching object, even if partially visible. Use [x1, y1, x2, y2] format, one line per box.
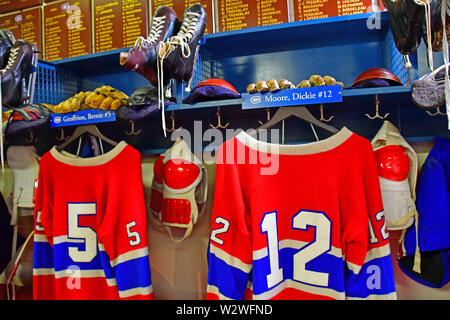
[352, 68, 403, 87]
[374, 145, 410, 181]
[194, 78, 239, 94]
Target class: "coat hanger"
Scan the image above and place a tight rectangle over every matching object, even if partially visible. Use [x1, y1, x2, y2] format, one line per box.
[56, 124, 118, 152]
[257, 105, 339, 134]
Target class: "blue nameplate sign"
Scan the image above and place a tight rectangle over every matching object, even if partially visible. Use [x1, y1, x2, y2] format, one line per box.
[50, 109, 116, 128]
[241, 85, 343, 110]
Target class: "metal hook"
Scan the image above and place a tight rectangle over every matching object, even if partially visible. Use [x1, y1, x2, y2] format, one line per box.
[56, 128, 70, 141]
[24, 130, 38, 144]
[124, 120, 142, 136]
[258, 108, 272, 126]
[165, 111, 182, 133]
[210, 107, 230, 129]
[365, 95, 390, 120]
[319, 104, 334, 122]
[425, 105, 447, 116]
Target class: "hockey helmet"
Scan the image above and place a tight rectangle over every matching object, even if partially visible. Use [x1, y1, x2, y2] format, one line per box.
[149, 138, 208, 242]
[182, 78, 240, 104]
[374, 145, 410, 181]
[374, 144, 416, 231]
[194, 78, 239, 94]
[116, 87, 176, 121]
[351, 68, 403, 88]
[5, 104, 51, 136]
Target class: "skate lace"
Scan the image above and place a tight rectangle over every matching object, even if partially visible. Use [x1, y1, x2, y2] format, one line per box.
[413, 1, 433, 70]
[134, 16, 166, 50]
[162, 12, 201, 59]
[0, 46, 19, 172]
[156, 11, 201, 136]
[1, 46, 19, 74]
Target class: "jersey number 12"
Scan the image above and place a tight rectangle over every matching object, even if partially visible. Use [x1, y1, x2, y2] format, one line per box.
[261, 210, 332, 288]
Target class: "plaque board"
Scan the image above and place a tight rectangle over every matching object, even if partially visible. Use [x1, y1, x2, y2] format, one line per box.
[0, 7, 43, 58]
[151, 0, 215, 34]
[50, 109, 117, 127]
[217, 0, 290, 33]
[241, 86, 343, 109]
[0, 0, 42, 14]
[93, 0, 149, 53]
[43, 0, 92, 61]
[293, 0, 374, 21]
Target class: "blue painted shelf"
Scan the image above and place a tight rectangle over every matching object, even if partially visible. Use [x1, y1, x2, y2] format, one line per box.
[204, 12, 390, 58]
[166, 98, 242, 111]
[342, 85, 412, 97]
[41, 12, 391, 75]
[163, 86, 413, 111]
[30, 10, 448, 149]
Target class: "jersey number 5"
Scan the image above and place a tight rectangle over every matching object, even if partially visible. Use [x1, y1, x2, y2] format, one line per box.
[67, 204, 142, 263]
[68, 203, 97, 263]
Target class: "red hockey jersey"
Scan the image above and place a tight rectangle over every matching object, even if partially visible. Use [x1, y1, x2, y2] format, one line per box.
[33, 142, 153, 300]
[207, 128, 396, 300]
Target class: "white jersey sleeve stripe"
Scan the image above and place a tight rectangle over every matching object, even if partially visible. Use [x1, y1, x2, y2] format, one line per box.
[110, 247, 149, 268]
[118, 285, 153, 298]
[209, 244, 252, 273]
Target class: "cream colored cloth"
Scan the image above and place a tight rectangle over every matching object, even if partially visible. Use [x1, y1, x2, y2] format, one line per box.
[371, 121, 421, 273]
[371, 121, 418, 200]
[6, 146, 39, 257]
[150, 138, 208, 243]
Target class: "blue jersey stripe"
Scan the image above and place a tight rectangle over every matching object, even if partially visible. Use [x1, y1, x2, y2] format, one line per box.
[207, 251, 249, 300]
[98, 250, 115, 280]
[53, 242, 104, 271]
[33, 241, 54, 269]
[114, 256, 152, 292]
[346, 255, 396, 298]
[253, 248, 345, 295]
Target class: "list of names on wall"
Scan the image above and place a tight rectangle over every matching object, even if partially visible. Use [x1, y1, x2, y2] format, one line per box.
[217, 0, 289, 33]
[151, 0, 214, 34]
[294, 0, 373, 21]
[44, 0, 92, 61]
[0, 0, 41, 14]
[123, 0, 148, 47]
[0, 7, 43, 58]
[93, 0, 148, 53]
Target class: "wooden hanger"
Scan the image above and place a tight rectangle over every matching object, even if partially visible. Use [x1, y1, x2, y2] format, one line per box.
[56, 124, 118, 152]
[257, 106, 339, 133]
